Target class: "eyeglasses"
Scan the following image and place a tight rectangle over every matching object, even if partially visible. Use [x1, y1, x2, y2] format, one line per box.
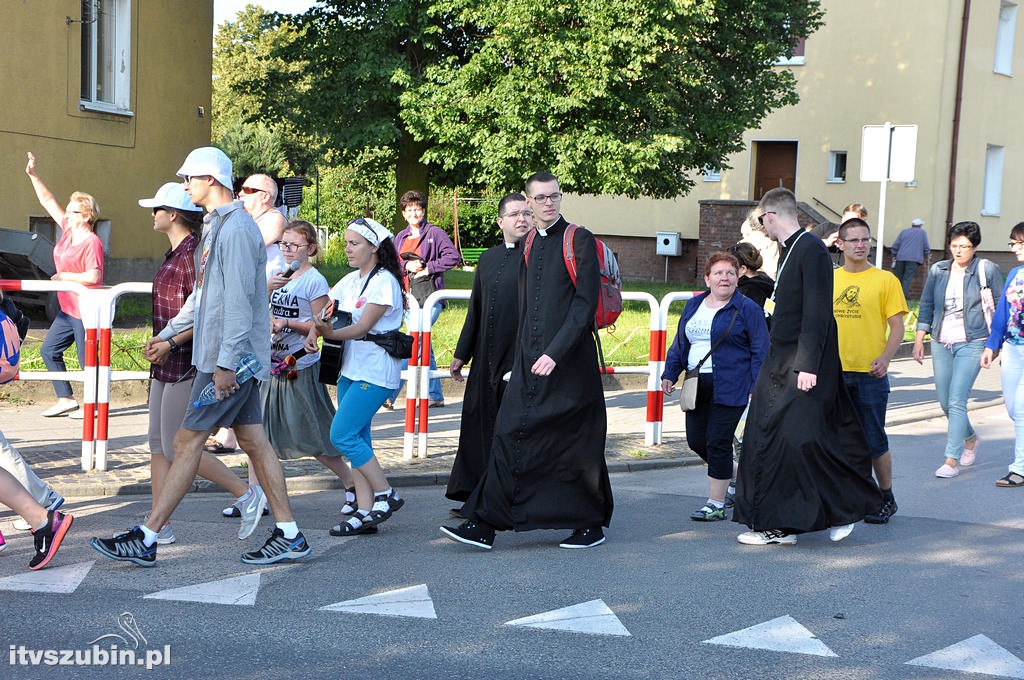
[949, 243, 975, 251]
[756, 211, 776, 226]
[501, 210, 533, 219]
[238, 186, 266, 195]
[530, 192, 562, 204]
[277, 241, 309, 252]
[841, 237, 871, 245]
[182, 175, 210, 184]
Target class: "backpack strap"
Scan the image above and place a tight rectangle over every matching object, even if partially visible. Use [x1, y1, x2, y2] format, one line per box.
[562, 223, 580, 286]
[522, 228, 538, 265]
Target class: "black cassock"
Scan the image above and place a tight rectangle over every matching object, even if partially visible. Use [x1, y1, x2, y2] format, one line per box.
[733, 229, 881, 534]
[446, 242, 521, 502]
[464, 216, 614, 531]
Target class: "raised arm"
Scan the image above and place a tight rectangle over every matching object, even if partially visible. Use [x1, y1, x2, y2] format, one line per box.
[25, 153, 65, 225]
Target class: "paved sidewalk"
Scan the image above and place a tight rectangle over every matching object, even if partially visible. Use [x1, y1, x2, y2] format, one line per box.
[0, 356, 1003, 497]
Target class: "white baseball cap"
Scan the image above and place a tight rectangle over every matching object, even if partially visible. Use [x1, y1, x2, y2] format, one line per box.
[911, 218, 925, 226]
[138, 182, 202, 212]
[176, 146, 233, 190]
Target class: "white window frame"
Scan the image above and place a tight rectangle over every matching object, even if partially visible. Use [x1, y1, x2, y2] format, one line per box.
[995, 1, 1018, 76]
[703, 167, 722, 182]
[80, 0, 133, 116]
[827, 150, 848, 183]
[982, 144, 1005, 216]
[776, 37, 806, 66]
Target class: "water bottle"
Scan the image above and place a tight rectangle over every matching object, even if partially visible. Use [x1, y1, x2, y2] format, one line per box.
[192, 353, 264, 408]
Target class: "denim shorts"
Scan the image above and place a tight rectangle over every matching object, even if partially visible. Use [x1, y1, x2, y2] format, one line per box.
[181, 372, 264, 433]
[842, 371, 890, 457]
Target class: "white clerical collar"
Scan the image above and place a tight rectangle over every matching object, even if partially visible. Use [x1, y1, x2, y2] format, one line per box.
[537, 226, 549, 237]
[504, 241, 516, 249]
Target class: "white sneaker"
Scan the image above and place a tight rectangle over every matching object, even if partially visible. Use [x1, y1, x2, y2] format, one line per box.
[237, 485, 268, 540]
[68, 409, 85, 420]
[12, 518, 32, 531]
[41, 399, 78, 417]
[737, 529, 797, 545]
[156, 522, 176, 545]
[829, 523, 855, 542]
[935, 464, 960, 478]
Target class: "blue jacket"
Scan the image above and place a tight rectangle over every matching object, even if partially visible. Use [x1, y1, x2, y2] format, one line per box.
[662, 291, 769, 407]
[917, 257, 1003, 343]
[985, 264, 1023, 352]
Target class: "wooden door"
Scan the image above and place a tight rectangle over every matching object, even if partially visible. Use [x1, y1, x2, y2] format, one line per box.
[752, 141, 798, 199]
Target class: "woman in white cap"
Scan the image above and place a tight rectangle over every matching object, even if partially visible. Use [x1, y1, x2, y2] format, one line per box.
[306, 217, 406, 535]
[24, 152, 104, 418]
[138, 183, 259, 544]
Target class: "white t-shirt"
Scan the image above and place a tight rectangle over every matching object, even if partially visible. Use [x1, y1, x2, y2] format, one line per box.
[686, 300, 719, 373]
[939, 267, 967, 344]
[269, 268, 329, 370]
[329, 268, 404, 389]
[265, 243, 286, 279]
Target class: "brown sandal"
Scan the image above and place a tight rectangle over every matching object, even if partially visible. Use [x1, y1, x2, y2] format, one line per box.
[995, 472, 1024, 487]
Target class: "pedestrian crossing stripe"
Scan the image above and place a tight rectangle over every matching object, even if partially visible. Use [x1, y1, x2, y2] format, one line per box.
[905, 634, 1024, 679]
[319, 584, 437, 619]
[0, 560, 94, 594]
[504, 599, 631, 637]
[143, 573, 261, 606]
[703, 615, 837, 657]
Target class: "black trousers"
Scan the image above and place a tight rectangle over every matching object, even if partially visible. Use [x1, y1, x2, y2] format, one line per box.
[685, 373, 745, 480]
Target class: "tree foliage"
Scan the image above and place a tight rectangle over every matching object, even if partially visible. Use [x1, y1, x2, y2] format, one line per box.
[247, 0, 821, 200]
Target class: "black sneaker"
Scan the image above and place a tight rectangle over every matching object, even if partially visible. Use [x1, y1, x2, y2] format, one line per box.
[241, 528, 311, 565]
[724, 487, 736, 509]
[30, 510, 74, 571]
[864, 498, 898, 524]
[439, 521, 495, 550]
[90, 526, 156, 567]
[558, 527, 606, 549]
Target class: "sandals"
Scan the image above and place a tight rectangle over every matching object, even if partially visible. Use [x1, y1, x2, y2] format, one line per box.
[204, 440, 238, 454]
[329, 518, 378, 536]
[996, 472, 1024, 487]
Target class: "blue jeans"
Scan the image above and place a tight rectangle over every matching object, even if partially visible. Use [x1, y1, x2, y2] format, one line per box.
[931, 339, 984, 460]
[390, 303, 443, 403]
[41, 311, 85, 399]
[331, 377, 391, 468]
[999, 343, 1024, 476]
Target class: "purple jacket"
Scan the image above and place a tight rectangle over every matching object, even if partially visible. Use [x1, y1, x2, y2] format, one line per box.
[393, 221, 460, 302]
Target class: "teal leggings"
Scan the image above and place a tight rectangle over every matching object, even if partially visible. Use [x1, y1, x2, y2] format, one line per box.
[330, 377, 391, 468]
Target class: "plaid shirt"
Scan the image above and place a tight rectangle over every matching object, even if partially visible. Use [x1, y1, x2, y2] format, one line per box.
[152, 233, 198, 383]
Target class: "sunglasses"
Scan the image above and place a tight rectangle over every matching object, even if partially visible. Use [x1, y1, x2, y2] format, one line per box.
[238, 186, 266, 195]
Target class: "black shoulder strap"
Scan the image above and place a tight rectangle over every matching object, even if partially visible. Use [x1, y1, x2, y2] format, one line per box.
[695, 308, 739, 371]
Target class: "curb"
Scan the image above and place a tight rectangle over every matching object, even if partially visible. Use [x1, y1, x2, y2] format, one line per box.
[63, 456, 702, 498]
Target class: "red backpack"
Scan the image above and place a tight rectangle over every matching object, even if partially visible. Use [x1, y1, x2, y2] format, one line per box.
[523, 223, 623, 330]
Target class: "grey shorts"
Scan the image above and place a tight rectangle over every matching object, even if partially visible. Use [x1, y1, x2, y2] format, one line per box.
[181, 372, 264, 433]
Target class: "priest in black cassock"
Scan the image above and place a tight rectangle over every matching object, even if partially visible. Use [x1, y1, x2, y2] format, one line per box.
[445, 193, 533, 511]
[441, 172, 614, 550]
[733, 188, 881, 546]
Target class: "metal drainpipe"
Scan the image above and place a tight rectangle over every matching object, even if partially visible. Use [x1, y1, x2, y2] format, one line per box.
[946, 0, 971, 234]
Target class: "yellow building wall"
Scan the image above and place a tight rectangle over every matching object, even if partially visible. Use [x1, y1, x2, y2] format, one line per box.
[0, 0, 213, 263]
[570, 0, 1024, 252]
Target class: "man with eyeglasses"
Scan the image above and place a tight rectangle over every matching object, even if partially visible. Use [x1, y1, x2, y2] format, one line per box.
[445, 192, 533, 516]
[733, 188, 881, 547]
[441, 172, 614, 551]
[91, 147, 312, 567]
[833, 218, 908, 525]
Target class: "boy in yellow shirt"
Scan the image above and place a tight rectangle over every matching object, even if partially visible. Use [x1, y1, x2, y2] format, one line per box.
[834, 218, 908, 523]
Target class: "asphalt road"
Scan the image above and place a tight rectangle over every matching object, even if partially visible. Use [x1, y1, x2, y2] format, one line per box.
[1, 404, 1023, 679]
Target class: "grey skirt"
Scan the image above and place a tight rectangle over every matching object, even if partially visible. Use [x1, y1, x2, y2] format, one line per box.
[260, 361, 341, 460]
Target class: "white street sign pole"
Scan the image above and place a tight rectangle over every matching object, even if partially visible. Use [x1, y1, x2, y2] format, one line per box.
[876, 123, 892, 269]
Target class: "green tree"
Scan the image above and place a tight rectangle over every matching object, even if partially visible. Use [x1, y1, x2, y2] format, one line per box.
[248, 0, 820, 205]
[213, 5, 312, 172]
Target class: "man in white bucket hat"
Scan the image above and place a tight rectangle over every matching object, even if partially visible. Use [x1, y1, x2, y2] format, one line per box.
[91, 147, 312, 567]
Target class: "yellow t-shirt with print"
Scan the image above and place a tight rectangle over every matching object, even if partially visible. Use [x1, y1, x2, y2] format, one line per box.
[833, 266, 909, 373]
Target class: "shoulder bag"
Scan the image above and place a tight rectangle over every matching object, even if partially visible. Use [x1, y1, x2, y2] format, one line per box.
[978, 259, 995, 333]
